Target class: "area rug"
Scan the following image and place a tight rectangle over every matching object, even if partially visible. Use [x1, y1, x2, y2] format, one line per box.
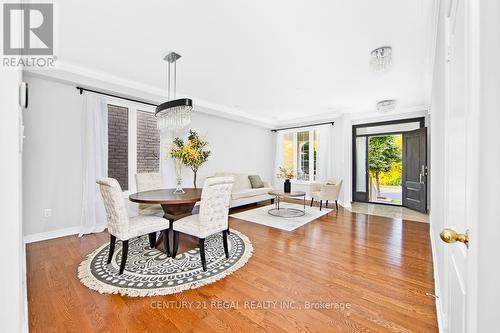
[78, 229, 252, 297]
[230, 203, 332, 231]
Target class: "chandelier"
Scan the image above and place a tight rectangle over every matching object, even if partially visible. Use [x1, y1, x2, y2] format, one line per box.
[370, 46, 392, 71]
[156, 52, 193, 131]
[376, 99, 397, 112]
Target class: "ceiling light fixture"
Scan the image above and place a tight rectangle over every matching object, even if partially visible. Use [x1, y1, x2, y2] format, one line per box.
[370, 46, 392, 71]
[376, 99, 397, 112]
[155, 52, 193, 131]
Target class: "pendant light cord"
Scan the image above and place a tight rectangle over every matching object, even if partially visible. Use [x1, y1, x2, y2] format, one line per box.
[174, 60, 177, 99]
[167, 62, 171, 101]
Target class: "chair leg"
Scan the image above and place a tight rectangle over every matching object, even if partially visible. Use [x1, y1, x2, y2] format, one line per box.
[163, 229, 170, 257]
[320, 200, 323, 211]
[271, 198, 275, 205]
[326, 200, 328, 208]
[148, 232, 156, 248]
[310, 198, 314, 207]
[199, 238, 207, 271]
[172, 231, 179, 258]
[223, 230, 229, 259]
[107, 234, 116, 264]
[335, 200, 339, 211]
[119, 240, 129, 275]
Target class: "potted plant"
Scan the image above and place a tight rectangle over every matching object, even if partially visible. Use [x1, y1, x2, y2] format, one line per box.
[170, 130, 211, 190]
[276, 167, 295, 193]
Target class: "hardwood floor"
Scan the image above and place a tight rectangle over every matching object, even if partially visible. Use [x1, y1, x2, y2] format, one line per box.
[27, 204, 438, 332]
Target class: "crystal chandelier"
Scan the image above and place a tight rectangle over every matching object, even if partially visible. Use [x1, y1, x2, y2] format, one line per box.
[376, 99, 397, 112]
[370, 46, 392, 71]
[155, 52, 193, 131]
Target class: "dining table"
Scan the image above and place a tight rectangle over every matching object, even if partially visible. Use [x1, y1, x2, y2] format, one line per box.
[129, 188, 202, 256]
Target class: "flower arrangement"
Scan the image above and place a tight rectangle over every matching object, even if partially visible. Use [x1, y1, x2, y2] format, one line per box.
[276, 167, 295, 180]
[170, 130, 211, 189]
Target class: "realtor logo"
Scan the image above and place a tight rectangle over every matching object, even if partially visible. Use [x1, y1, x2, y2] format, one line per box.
[3, 3, 53, 55]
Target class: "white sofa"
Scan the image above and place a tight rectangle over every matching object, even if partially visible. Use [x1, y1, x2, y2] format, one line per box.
[213, 172, 274, 208]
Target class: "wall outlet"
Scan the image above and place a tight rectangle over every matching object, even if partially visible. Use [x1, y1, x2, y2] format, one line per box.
[43, 208, 52, 218]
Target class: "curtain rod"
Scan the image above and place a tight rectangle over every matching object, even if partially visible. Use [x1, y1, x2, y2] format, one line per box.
[76, 86, 158, 107]
[271, 121, 334, 132]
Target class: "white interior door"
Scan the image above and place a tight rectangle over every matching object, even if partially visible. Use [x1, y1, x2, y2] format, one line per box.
[440, 0, 478, 331]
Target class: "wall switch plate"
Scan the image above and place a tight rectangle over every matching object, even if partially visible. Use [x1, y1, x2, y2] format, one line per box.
[44, 208, 52, 218]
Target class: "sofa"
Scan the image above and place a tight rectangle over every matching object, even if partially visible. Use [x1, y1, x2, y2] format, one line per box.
[213, 172, 274, 208]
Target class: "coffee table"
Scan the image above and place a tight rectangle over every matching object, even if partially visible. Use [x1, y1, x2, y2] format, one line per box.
[268, 190, 306, 217]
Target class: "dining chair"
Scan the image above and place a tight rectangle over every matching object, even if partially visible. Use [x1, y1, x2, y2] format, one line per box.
[310, 179, 343, 211]
[135, 172, 164, 217]
[97, 178, 170, 275]
[171, 177, 234, 271]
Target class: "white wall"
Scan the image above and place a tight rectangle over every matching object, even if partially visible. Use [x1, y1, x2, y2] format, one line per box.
[22, 76, 274, 239]
[0, 69, 26, 330]
[23, 76, 83, 237]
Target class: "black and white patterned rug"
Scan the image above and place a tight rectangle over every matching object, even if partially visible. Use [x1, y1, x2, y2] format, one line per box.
[78, 229, 252, 297]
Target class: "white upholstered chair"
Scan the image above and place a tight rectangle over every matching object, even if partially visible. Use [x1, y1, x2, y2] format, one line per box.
[172, 177, 234, 271]
[135, 172, 164, 217]
[97, 178, 170, 275]
[310, 179, 343, 211]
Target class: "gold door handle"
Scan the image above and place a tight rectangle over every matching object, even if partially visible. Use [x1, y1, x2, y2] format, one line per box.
[440, 228, 469, 248]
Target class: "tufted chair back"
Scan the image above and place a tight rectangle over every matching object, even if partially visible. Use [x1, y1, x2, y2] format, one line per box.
[198, 177, 234, 233]
[135, 173, 163, 211]
[135, 172, 162, 192]
[97, 178, 129, 240]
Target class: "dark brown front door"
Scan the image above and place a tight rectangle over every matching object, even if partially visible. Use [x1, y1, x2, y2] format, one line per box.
[402, 128, 427, 212]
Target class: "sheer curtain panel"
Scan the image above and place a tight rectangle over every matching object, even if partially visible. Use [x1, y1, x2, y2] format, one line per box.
[80, 94, 108, 236]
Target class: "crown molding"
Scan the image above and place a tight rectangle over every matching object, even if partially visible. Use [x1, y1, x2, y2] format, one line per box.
[23, 61, 276, 128]
[24, 61, 431, 130]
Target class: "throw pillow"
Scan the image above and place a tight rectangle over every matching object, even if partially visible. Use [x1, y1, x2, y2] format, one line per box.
[248, 175, 264, 188]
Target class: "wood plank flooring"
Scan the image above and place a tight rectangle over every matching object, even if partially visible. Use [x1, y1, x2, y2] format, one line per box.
[27, 204, 438, 332]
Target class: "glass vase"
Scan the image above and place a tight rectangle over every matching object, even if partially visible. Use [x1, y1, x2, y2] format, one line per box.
[173, 158, 185, 194]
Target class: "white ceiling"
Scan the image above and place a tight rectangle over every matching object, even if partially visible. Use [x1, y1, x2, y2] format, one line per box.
[54, 0, 436, 125]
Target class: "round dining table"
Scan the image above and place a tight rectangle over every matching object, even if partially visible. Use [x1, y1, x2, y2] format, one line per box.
[129, 188, 202, 256]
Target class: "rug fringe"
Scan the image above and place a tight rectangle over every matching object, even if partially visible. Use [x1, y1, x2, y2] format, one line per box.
[78, 230, 253, 297]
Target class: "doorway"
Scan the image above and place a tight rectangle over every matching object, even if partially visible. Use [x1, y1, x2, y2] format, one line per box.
[352, 117, 427, 212]
[368, 134, 403, 205]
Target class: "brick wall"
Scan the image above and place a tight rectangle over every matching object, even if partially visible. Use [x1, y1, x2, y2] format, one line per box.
[107, 104, 129, 190]
[136, 110, 160, 173]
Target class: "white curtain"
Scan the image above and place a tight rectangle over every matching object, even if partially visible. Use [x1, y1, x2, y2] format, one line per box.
[80, 94, 108, 236]
[272, 131, 284, 188]
[315, 124, 334, 182]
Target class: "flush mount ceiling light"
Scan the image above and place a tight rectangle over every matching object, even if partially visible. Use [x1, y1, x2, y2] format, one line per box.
[376, 99, 397, 112]
[370, 46, 392, 71]
[155, 52, 193, 131]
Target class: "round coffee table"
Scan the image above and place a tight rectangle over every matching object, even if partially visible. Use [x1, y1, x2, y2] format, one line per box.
[268, 190, 306, 217]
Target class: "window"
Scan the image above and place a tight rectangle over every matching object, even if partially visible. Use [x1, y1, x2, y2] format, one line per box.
[281, 128, 318, 181]
[136, 110, 160, 173]
[108, 104, 129, 190]
[107, 102, 159, 192]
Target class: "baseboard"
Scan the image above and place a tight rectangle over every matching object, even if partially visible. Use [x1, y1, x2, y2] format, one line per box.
[339, 201, 351, 209]
[429, 224, 445, 333]
[24, 226, 80, 244]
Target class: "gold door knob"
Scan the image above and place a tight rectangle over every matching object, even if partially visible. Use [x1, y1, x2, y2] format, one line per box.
[440, 228, 469, 248]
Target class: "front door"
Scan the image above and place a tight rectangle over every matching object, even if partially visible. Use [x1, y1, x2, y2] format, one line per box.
[402, 128, 427, 212]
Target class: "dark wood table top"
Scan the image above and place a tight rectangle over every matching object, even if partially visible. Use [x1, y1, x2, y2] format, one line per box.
[129, 188, 202, 205]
